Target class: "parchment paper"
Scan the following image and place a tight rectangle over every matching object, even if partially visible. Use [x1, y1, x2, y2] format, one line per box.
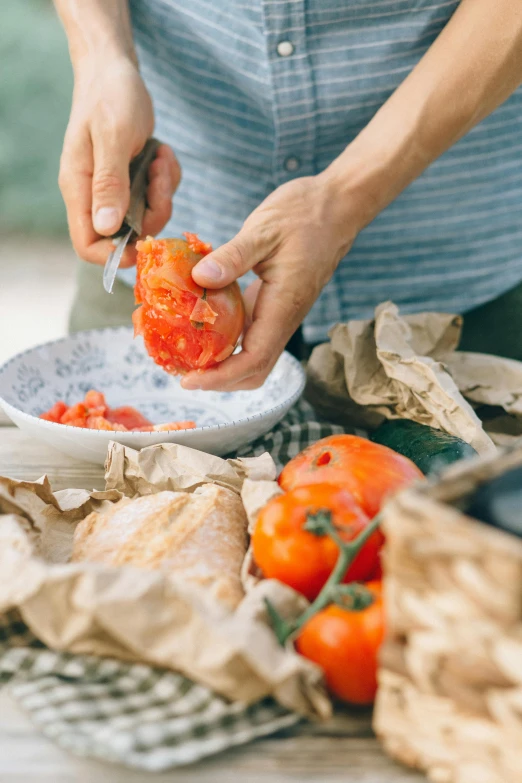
[0, 445, 330, 719]
[306, 301, 522, 453]
[105, 441, 277, 496]
[240, 478, 283, 590]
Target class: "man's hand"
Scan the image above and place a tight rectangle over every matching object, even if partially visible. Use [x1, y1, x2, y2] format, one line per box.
[59, 57, 180, 268]
[183, 0, 522, 392]
[181, 174, 356, 391]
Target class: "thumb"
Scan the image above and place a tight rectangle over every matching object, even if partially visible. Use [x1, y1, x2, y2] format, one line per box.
[192, 230, 270, 288]
[91, 132, 131, 236]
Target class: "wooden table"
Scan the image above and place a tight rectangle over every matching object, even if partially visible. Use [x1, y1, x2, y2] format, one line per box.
[0, 414, 425, 783]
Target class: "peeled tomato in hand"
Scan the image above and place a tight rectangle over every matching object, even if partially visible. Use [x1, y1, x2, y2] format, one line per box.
[133, 234, 245, 374]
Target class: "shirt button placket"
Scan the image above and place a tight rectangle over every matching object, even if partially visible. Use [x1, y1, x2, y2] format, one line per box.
[263, 2, 316, 185]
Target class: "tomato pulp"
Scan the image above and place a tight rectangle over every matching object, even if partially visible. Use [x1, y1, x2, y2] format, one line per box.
[39, 390, 196, 432]
[133, 234, 245, 374]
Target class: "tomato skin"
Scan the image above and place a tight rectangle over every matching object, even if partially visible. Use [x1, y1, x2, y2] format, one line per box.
[296, 581, 384, 705]
[134, 236, 245, 374]
[252, 484, 383, 601]
[367, 558, 383, 581]
[278, 435, 422, 518]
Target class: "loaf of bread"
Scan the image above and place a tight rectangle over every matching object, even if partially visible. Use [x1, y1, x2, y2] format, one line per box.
[71, 485, 247, 608]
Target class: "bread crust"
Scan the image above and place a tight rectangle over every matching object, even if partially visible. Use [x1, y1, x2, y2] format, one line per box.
[71, 486, 247, 608]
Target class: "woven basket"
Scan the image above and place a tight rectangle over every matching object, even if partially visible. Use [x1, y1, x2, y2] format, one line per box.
[373, 444, 522, 783]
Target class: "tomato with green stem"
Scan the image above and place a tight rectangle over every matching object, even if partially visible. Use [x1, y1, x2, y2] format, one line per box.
[252, 483, 383, 601]
[296, 580, 384, 705]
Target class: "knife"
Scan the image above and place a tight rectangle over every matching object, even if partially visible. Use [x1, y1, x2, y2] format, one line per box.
[103, 137, 161, 294]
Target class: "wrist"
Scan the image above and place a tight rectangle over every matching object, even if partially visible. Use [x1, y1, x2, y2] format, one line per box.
[320, 146, 398, 236]
[72, 52, 143, 96]
[321, 102, 424, 234]
[316, 152, 383, 246]
[55, 0, 138, 73]
[71, 41, 138, 76]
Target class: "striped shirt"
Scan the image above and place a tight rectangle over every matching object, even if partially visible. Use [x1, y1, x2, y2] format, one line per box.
[122, 0, 522, 343]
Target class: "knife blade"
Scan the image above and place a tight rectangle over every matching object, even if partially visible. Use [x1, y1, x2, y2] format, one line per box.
[103, 228, 133, 294]
[103, 137, 161, 294]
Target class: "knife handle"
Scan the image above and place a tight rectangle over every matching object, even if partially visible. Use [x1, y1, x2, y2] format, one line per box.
[112, 137, 161, 239]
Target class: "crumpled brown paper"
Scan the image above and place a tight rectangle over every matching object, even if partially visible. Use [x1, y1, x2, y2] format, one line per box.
[0, 445, 330, 719]
[240, 478, 283, 590]
[105, 441, 277, 496]
[306, 301, 522, 454]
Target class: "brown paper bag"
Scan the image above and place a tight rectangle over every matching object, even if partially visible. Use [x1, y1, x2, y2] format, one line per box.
[307, 301, 522, 453]
[0, 444, 330, 719]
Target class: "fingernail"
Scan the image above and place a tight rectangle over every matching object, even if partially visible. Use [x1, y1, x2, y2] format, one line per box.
[195, 258, 222, 281]
[181, 378, 202, 390]
[94, 207, 120, 234]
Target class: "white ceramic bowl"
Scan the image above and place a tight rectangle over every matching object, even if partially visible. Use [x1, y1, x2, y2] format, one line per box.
[0, 327, 305, 465]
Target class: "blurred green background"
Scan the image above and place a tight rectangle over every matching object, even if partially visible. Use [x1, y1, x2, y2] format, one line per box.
[1, 0, 72, 235]
[0, 1, 76, 364]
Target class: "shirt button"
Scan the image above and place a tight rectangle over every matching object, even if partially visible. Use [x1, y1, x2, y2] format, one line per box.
[284, 156, 301, 172]
[277, 40, 295, 57]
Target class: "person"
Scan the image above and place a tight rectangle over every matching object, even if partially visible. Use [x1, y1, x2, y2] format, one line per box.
[54, 0, 522, 391]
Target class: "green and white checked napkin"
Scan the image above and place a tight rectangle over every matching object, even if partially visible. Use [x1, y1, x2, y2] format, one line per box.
[0, 401, 343, 771]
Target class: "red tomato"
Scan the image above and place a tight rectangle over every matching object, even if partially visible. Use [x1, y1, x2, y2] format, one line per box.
[183, 232, 213, 256]
[367, 558, 383, 581]
[83, 390, 108, 415]
[152, 421, 197, 431]
[39, 388, 198, 432]
[86, 415, 127, 431]
[133, 235, 245, 374]
[252, 484, 383, 601]
[279, 435, 422, 517]
[107, 406, 152, 430]
[60, 403, 87, 425]
[40, 401, 68, 423]
[296, 580, 384, 705]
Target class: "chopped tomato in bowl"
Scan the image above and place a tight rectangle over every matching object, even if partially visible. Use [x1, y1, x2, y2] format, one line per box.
[40, 390, 196, 432]
[0, 313, 304, 463]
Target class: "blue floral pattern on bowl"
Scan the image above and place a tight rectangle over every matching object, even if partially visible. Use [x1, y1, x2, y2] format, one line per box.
[0, 327, 305, 464]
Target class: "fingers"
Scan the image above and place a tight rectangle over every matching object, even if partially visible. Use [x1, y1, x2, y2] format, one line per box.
[90, 122, 132, 236]
[59, 119, 131, 265]
[161, 143, 181, 190]
[191, 225, 278, 289]
[242, 278, 262, 330]
[119, 145, 180, 268]
[181, 278, 306, 391]
[59, 133, 180, 267]
[59, 124, 107, 264]
[140, 145, 180, 237]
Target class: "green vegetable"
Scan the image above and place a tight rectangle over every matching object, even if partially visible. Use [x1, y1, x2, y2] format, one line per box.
[370, 419, 477, 475]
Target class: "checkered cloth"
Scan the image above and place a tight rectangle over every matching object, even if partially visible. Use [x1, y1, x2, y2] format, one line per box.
[0, 401, 343, 771]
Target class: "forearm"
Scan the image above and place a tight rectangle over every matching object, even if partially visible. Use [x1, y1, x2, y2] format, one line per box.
[327, 0, 522, 231]
[53, 0, 137, 71]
